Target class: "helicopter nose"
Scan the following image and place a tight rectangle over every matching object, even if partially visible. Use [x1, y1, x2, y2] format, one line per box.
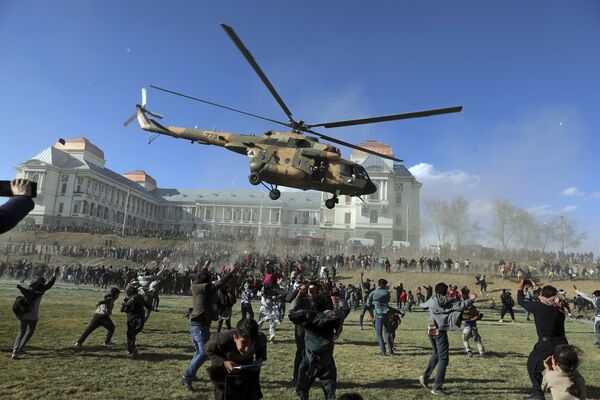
[365, 180, 377, 195]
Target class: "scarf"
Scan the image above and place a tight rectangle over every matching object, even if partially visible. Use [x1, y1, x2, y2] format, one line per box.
[538, 295, 565, 313]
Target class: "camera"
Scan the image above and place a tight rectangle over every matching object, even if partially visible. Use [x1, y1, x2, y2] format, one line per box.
[0, 180, 37, 198]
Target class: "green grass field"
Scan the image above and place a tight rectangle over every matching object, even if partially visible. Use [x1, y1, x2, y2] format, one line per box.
[1, 272, 599, 400]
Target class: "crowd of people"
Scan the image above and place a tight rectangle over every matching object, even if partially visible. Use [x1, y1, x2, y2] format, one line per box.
[5, 247, 599, 400]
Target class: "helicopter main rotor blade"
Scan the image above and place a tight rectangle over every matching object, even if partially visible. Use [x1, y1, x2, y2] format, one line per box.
[307, 128, 403, 162]
[307, 106, 463, 129]
[221, 24, 295, 124]
[150, 85, 290, 128]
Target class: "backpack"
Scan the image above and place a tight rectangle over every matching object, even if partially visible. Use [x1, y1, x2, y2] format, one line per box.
[13, 296, 31, 317]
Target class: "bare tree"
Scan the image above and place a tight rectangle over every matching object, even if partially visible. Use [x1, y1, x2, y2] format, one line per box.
[539, 217, 561, 252]
[491, 199, 520, 250]
[445, 196, 480, 247]
[423, 198, 449, 244]
[514, 209, 541, 250]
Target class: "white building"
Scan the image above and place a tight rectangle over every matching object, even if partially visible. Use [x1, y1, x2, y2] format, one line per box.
[15, 137, 420, 247]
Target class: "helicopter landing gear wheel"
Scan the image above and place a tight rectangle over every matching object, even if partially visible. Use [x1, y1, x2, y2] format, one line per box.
[248, 172, 261, 186]
[269, 188, 281, 200]
[325, 195, 338, 209]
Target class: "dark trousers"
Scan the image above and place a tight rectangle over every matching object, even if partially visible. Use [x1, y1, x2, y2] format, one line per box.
[126, 317, 145, 353]
[358, 305, 374, 328]
[209, 367, 262, 400]
[423, 331, 449, 390]
[527, 337, 568, 399]
[78, 314, 115, 344]
[296, 330, 336, 400]
[13, 319, 38, 353]
[374, 315, 393, 355]
[293, 324, 306, 381]
[241, 303, 254, 320]
[500, 305, 515, 320]
[217, 318, 232, 332]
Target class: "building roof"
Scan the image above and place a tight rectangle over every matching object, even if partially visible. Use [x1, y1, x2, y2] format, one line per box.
[53, 136, 105, 160]
[393, 164, 414, 178]
[361, 154, 393, 172]
[352, 140, 394, 157]
[123, 170, 157, 187]
[87, 163, 163, 200]
[26, 146, 85, 169]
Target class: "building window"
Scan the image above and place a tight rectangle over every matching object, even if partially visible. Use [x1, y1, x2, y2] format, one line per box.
[61, 183, 67, 194]
[345, 212, 351, 224]
[396, 183, 403, 191]
[395, 215, 402, 226]
[58, 203, 64, 214]
[370, 210, 378, 224]
[395, 192, 402, 204]
[73, 203, 79, 214]
[61, 175, 69, 182]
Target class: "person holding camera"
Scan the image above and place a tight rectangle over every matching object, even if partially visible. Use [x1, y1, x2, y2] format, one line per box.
[517, 280, 569, 400]
[12, 266, 60, 359]
[0, 179, 35, 234]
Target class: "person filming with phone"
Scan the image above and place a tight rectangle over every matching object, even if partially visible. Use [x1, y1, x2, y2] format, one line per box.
[0, 179, 35, 234]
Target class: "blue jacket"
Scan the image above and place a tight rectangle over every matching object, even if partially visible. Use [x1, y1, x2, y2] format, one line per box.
[420, 295, 473, 331]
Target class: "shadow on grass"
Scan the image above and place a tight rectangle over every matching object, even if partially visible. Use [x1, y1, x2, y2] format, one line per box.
[54, 347, 192, 361]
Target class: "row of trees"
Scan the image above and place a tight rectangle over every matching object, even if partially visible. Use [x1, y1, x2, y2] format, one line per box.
[423, 197, 586, 252]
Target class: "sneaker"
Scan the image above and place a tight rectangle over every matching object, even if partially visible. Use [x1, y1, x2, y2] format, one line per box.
[467, 350, 473, 358]
[511, 320, 516, 324]
[418, 375, 429, 389]
[379, 352, 388, 357]
[190, 376, 201, 382]
[431, 388, 450, 396]
[269, 336, 276, 344]
[74, 342, 82, 349]
[180, 376, 193, 391]
[104, 342, 114, 347]
[498, 319, 504, 323]
[11, 352, 18, 360]
[480, 352, 486, 358]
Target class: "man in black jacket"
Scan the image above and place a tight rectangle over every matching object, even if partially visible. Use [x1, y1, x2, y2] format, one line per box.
[205, 318, 267, 400]
[517, 280, 568, 400]
[499, 289, 516, 323]
[12, 266, 60, 359]
[0, 179, 34, 234]
[121, 285, 151, 357]
[292, 281, 338, 400]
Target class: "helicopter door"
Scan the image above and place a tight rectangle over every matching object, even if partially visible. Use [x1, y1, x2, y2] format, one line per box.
[311, 158, 328, 182]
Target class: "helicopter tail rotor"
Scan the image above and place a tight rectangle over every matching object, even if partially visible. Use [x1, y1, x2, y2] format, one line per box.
[124, 88, 164, 127]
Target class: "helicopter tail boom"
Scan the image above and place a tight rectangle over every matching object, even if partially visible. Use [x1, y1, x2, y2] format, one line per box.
[135, 106, 231, 147]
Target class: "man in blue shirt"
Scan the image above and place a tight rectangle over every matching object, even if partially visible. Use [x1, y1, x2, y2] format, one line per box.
[366, 278, 394, 356]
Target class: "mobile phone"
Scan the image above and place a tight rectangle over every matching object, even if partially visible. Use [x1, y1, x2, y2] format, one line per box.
[0, 180, 37, 198]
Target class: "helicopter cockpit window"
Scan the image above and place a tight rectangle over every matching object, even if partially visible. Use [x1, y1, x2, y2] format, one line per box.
[354, 166, 368, 180]
[288, 138, 312, 148]
[339, 164, 353, 177]
[261, 138, 280, 145]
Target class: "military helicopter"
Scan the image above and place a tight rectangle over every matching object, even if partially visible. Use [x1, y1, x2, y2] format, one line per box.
[124, 24, 462, 209]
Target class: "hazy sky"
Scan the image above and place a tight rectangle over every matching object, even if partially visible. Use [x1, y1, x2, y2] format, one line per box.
[1, 1, 599, 250]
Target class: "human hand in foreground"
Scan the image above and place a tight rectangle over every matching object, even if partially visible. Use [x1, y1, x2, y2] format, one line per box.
[223, 360, 239, 374]
[11, 179, 32, 197]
